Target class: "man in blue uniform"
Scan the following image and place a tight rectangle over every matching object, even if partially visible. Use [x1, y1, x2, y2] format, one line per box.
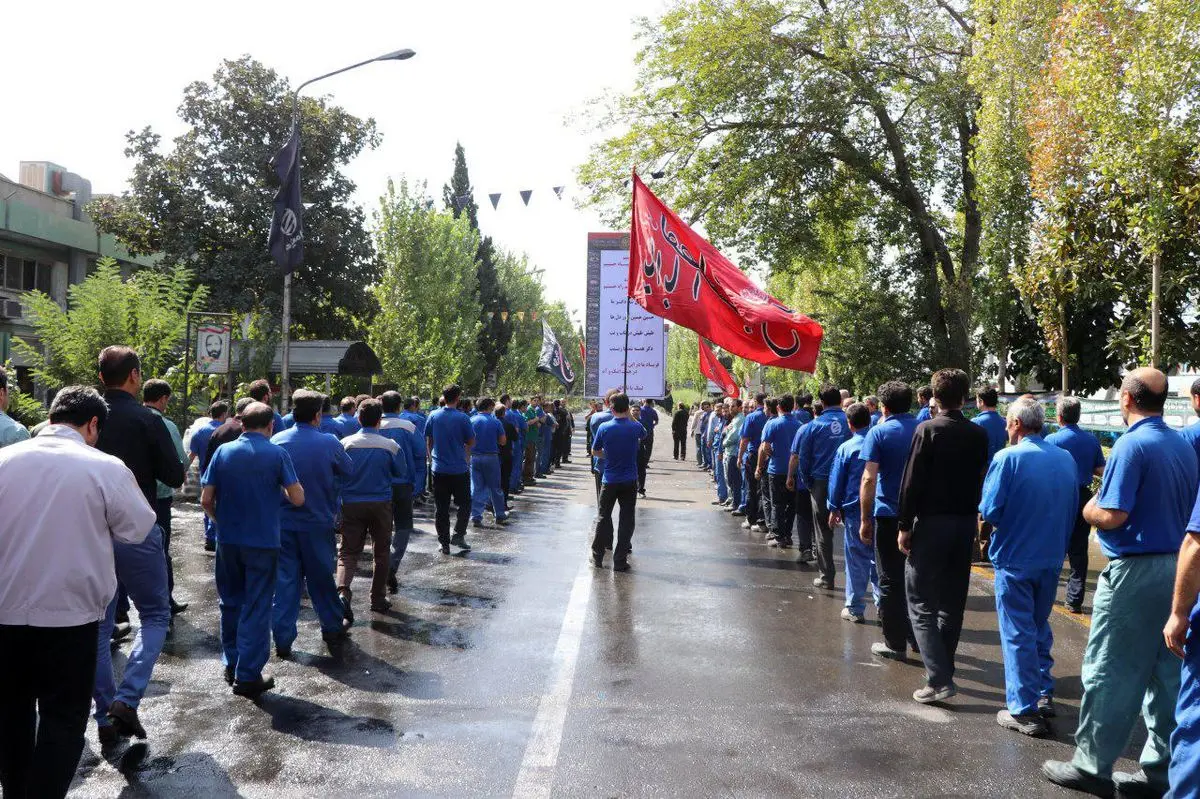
[337, 397, 362, 435]
[1165, 489, 1200, 799]
[792, 384, 851, 587]
[1046, 396, 1106, 613]
[319, 396, 348, 439]
[738, 394, 769, 531]
[860, 381, 921, 661]
[1044, 368, 1199, 797]
[538, 399, 557, 477]
[827, 403, 876, 623]
[1182, 377, 1200, 471]
[502, 396, 526, 497]
[979, 397, 1077, 737]
[378, 392, 418, 594]
[914, 385, 933, 422]
[190, 401, 228, 548]
[760, 396, 800, 547]
[591, 393, 645, 572]
[589, 390, 617, 501]
[270, 390, 354, 655]
[638, 398, 660, 497]
[201, 402, 303, 697]
[246, 379, 284, 434]
[470, 397, 509, 527]
[865, 395, 882, 428]
[972, 385, 1009, 562]
[428, 385, 476, 554]
[792, 393, 814, 425]
[401, 396, 429, 501]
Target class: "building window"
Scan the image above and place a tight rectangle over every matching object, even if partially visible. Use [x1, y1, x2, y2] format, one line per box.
[0, 254, 53, 294]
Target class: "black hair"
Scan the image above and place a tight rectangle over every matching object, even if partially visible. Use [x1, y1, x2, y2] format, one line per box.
[917, 385, 932, 403]
[291, 390, 323, 424]
[339, 396, 357, 413]
[443, 384, 462, 404]
[754, 392, 767, 404]
[0, 365, 8, 392]
[932, 369, 969, 410]
[142, 378, 172, 404]
[765, 397, 778, 414]
[976, 385, 999, 408]
[846, 402, 870, 430]
[476, 396, 496, 412]
[878, 381, 913, 414]
[49, 385, 108, 428]
[209, 400, 230, 419]
[247, 379, 271, 402]
[779, 394, 795, 413]
[818, 383, 840, 408]
[98, 345, 140, 388]
[380, 391, 403, 413]
[357, 398, 384, 427]
[611, 393, 631, 413]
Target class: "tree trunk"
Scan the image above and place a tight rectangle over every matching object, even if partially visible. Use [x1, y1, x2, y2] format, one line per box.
[1151, 250, 1161, 368]
[997, 344, 1008, 394]
[1059, 306, 1070, 394]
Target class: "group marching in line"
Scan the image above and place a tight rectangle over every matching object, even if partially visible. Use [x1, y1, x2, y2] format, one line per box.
[0, 346, 577, 798]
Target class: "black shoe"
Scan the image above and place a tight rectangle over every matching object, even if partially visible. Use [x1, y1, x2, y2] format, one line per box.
[638, 490, 647, 498]
[1042, 760, 1114, 798]
[322, 629, 349, 648]
[276, 646, 292, 659]
[107, 700, 147, 740]
[1038, 696, 1057, 718]
[449, 534, 471, 551]
[612, 560, 631, 573]
[223, 665, 235, 686]
[170, 598, 189, 615]
[371, 598, 392, 613]
[387, 572, 399, 594]
[591, 551, 604, 568]
[440, 542, 451, 554]
[796, 548, 815, 564]
[110, 621, 133, 645]
[232, 675, 276, 699]
[340, 592, 355, 625]
[98, 723, 123, 746]
[1113, 770, 1169, 798]
[770, 538, 793, 549]
[204, 540, 216, 552]
[1066, 603, 1084, 614]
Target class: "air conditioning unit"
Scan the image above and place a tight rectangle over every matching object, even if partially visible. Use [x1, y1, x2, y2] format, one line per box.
[0, 300, 22, 319]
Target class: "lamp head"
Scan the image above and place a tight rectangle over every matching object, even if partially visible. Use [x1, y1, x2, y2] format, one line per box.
[376, 48, 416, 61]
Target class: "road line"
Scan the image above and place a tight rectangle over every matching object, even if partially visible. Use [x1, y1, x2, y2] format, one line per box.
[511, 560, 593, 799]
[970, 565, 1092, 630]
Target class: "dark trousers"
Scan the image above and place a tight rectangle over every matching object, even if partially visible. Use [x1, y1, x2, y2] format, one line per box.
[154, 495, 175, 595]
[637, 444, 651, 492]
[592, 480, 637, 560]
[769, 474, 795, 539]
[433, 472, 471, 544]
[0, 622, 97, 799]
[338, 500, 393, 603]
[905, 514, 976, 688]
[673, 433, 686, 459]
[1065, 487, 1093, 609]
[760, 470, 775, 530]
[390, 483, 415, 573]
[499, 452, 513, 499]
[875, 515, 914, 652]
[808, 479, 836, 582]
[727, 455, 743, 507]
[593, 470, 602, 502]
[744, 462, 763, 524]
[795, 486, 814, 552]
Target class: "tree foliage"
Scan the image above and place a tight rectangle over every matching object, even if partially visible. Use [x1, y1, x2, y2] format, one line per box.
[90, 56, 380, 340]
[15, 258, 208, 390]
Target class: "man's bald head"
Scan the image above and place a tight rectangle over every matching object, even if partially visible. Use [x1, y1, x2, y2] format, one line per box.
[241, 401, 276, 432]
[1121, 367, 1168, 415]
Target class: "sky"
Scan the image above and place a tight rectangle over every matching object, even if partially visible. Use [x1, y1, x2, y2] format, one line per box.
[1, 0, 664, 324]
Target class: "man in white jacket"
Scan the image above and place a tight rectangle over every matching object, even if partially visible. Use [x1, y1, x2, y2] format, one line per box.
[0, 386, 155, 799]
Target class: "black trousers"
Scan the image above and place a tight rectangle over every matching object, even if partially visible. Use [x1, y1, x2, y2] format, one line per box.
[432, 472, 471, 544]
[593, 470, 602, 502]
[905, 514, 976, 688]
[390, 483, 414, 569]
[1065, 486, 1092, 609]
[745, 465, 763, 525]
[592, 480, 638, 560]
[672, 433, 687, 459]
[499, 451, 513, 499]
[808, 479, 836, 582]
[794, 486, 814, 552]
[637, 443, 651, 492]
[874, 516, 914, 652]
[769, 474, 795, 539]
[0, 622, 98, 799]
[155, 495, 175, 595]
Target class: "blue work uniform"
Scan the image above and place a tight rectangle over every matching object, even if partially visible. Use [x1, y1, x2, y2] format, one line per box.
[1180, 423, 1200, 472]
[470, 412, 508, 522]
[792, 408, 814, 425]
[506, 408, 527, 493]
[189, 418, 222, 471]
[915, 405, 932, 423]
[762, 416, 800, 476]
[202, 432, 299, 684]
[1168, 492, 1200, 798]
[1069, 417, 1198, 782]
[401, 410, 429, 495]
[739, 408, 768, 522]
[270, 423, 354, 648]
[319, 413, 347, 440]
[793, 408, 851, 487]
[1045, 424, 1106, 487]
[972, 409, 1008, 462]
[337, 412, 362, 436]
[594, 418, 645, 485]
[427, 407, 475, 544]
[380, 414, 418, 572]
[640, 405, 660, 433]
[978, 435, 1077, 717]
[589, 410, 614, 478]
[828, 430, 877, 615]
[279, 412, 295, 431]
[860, 413, 920, 519]
[869, 411, 882, 428]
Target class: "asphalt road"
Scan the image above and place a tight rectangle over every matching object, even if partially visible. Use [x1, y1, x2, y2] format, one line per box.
[70, 427, 1141, 798]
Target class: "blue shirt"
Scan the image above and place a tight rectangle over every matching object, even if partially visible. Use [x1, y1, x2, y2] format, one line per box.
[860, 413, 920, 518]
[979, 435, 1078, 570]
[827, 431, 868, 516]
[337, 412, 362, 435]
[427, 407, 475, 475]
[792, 408, 851, 484]
[400, 411, 428, 457]
[272, 411, 284, 435]
[640, 405, 660, 431]
[471, 413, 505, 455]
[506, 408, 527, 444]
[378, 414, 417, 485]
[342, 430, 405, 503]
[201, 431, 298, 548]
[740, 409, 768, 465]
[593, 417, 645, 484]
[915, 406, 932, 423]
[590, 410, 614, 473]
[869, 411, 882, 428]
[190, 418, 223, 470]
[271, 423, 354, 532]
[1180, 424, 1200, 471]
[792, 409, 813, 425]
[972, 409, 1008, 462]
[319, 413, 347, 440]
[1045, 423, 1106, 487]
[280, 413, 295, 431]
[1095, 417, 1198, 557]
[762, 415, 801, 475]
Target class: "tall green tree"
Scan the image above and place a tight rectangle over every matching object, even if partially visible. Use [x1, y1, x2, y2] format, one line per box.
[579, 0, 985, 372]
[371, 180, 482, 395]
[443, 143, 513, 390]
[90, 56, 380, 340]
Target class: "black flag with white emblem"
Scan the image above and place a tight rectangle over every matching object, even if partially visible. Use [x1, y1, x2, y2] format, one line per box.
[268, 124, 304, 274]
[536, 320, 576, 389]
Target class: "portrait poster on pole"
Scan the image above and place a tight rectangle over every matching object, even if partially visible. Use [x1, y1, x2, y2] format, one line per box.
[196, 323, 231, 374]
[584, 232, 666, 398]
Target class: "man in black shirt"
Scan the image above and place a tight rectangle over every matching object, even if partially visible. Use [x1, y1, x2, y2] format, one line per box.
[898, 368, 989, 705]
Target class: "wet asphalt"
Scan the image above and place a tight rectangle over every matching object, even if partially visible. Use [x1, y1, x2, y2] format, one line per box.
[69, 427, 1144, 798]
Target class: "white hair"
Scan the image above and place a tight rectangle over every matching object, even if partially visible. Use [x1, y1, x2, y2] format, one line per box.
[1007, 397, 1044, 433]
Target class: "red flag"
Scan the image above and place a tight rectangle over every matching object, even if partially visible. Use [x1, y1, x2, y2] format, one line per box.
[699, 339, 739, 398]
[629, 173, 823, 371]
[579, 341, 587, 365]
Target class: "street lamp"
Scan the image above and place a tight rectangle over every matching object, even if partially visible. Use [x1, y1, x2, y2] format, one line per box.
[277, 47, 415, 412]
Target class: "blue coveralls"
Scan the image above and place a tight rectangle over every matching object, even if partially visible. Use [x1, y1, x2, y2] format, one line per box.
[471, 413, 508, 522]
[202, 432, 299, 683]
[380, 414, 418, 571]
[978, 435, 1077, 716]
[507, 408, 527, 492]
[190, 418, 223, 544]
[402, 409, 429, 496]
[1169, 591, 1200, 798]
[269, 423, 354, 650]
[827, 430, 877, 616]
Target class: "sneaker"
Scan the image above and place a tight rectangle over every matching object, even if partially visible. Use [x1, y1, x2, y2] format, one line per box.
[710, 500, 724, 506]
[913, 683, 957, 704]
[449, 534, 472, 551]
[495, 517, 509, 527]
[996, 709, 1048, 737]
[741, 520, 752, 529]
[1041, 760, 1115, 798]
[1113, 770, 1170, 798]
[731, 509, 746, 517]
[813, 577, 833, 589]
[840, 607, 864, 623]
[769, 538, 793, 549]
[1038, 696, 1056, 718]
[871, 642, 905, 661]
[750, 524, 766, 533]
[796, 549, 815, 563]
[1066, 603, 1084, 614]
[638, 490, 647, 498]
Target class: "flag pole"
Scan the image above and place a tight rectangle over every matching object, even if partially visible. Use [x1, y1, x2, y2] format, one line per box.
[623, 295, 631, 393]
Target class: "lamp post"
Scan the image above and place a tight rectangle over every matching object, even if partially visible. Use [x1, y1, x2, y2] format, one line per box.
[278, 48, 415, 411]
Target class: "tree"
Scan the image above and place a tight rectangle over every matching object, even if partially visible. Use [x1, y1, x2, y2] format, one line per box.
[579, 0, 985, 372]
[371, 180, 482, 395]
[90, 56, 380, 340]
[15, 258, 208, 390]
[443, 144, 513, 391]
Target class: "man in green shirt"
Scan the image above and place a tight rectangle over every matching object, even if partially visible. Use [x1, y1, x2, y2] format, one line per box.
[143, 379, 188, 615]
[0, 366, 31, 450]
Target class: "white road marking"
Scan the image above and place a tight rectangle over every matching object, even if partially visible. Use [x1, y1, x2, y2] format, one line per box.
[511, 561, 593, 798]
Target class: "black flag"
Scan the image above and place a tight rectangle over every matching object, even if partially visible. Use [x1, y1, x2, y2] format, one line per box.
[536, 320, 575, 389]
[520, 189, 533, 206]
[489, 193, 501, 210]
[268, 124, 304, 274]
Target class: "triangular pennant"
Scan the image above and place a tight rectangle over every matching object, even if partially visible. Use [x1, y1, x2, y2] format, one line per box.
[552, 186, 564, 200]
[519, 190, 532, 206]
[516, 311, 525, 321]
[489, 193, 501, 210]
[500, 311, 509, 322]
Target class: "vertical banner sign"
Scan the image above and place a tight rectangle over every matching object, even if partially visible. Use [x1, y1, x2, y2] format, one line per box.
[196, 323, 231, 374]
[268, 124, 304, 273]
[536, 320, 576, 389]
[585, 233, 666, 398]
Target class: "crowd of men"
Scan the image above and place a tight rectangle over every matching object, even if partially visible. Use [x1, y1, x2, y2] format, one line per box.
[0, 350, 579, 798]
